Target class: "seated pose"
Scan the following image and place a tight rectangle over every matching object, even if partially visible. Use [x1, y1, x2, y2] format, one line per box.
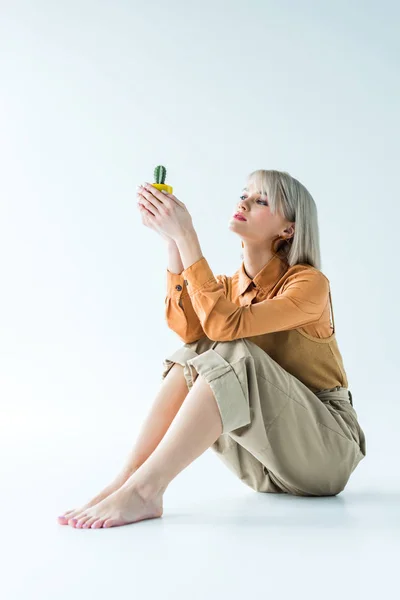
[58, 169, 366, 529]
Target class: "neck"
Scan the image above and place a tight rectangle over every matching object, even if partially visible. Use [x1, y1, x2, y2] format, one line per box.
[241, 244, 276, 279]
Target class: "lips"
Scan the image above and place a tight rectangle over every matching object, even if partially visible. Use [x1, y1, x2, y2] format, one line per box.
[233, 213, 247, 221]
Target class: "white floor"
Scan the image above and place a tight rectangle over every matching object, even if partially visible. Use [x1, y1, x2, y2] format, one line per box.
[1, 414, 396, 600]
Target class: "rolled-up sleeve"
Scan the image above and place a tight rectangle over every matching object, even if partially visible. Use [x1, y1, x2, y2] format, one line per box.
[165, 267, 228, 343]
[181, 257, 329, 341]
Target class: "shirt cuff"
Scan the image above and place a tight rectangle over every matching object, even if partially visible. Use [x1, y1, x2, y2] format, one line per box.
[181, 256, 216, 297]
[166, 269, 191, 298]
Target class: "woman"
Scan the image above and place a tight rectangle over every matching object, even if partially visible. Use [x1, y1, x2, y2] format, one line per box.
[57, 169, 366, 529]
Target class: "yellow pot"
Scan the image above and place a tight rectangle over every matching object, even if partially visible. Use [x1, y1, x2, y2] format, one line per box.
[152, 183, 173, 194]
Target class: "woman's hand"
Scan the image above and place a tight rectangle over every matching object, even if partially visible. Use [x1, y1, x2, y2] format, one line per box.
[137, 190, 172, 242]
[136, 183, 194, 242]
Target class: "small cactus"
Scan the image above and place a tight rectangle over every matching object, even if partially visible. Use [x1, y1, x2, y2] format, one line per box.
[152, 165, 173, 194]
[154, 165, 167, 185]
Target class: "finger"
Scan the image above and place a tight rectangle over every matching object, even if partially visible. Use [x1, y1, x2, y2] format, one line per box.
[144, 184, 184, 208]
[139, 197, 158, 215]
[160, 190, 185, 208]
[143, 183, 165, 199]
[138, 188, 163, 211]
[138, 202, 155, 217]
[137, 196, 154, 214]
[137, 189, 158, 211]
[143, 183, 187, 210]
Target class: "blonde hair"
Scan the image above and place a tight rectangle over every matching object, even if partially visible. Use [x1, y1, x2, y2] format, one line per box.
[241, 169, 322, 270]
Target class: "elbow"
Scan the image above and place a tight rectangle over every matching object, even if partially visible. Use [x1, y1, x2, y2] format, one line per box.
[203, 320, 240, 342]
[165, 320, 204, 345]
[202, 325, 226, 342]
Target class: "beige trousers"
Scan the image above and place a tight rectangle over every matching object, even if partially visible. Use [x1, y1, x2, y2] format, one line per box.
[161, 336, 366, 497]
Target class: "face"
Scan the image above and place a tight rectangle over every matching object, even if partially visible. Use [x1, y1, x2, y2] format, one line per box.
[229, 182, 294, 243]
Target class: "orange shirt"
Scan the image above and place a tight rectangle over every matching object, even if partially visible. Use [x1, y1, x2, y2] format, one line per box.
[165, 253, 349, 394]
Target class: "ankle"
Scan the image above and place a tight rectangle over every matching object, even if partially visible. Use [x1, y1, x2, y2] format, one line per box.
[112, 469, 135, 489]
[136, 480, 166, 502]
[127, 472, 167, 501]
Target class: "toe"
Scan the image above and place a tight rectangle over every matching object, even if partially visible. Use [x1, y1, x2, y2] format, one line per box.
[79, 514, 93, 528]
[83, 517, 97, 528]
[103, 519, 118, 528]
[91, 519, 105, 529]
[68, 517, 78, 527]
[65, 510, 81, 522]
[57, 510, 75, 523]
[75, 514, 88, 528]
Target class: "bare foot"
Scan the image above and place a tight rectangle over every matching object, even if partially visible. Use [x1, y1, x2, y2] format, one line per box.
[64, 482, 163, 529]
[57, 472, 135, 525]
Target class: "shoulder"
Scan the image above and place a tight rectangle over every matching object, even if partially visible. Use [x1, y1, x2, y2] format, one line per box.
[284, 262, 329, 282]
[280, 263, 330, 299]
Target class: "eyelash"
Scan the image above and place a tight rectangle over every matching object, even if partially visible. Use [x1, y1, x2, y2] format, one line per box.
[239, 195, 268, 205]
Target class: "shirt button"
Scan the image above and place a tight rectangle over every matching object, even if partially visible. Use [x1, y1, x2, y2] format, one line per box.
[175, 284, 182, 291]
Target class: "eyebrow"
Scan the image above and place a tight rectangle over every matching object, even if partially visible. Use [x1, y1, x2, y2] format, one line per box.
[243, 187, 262, 194]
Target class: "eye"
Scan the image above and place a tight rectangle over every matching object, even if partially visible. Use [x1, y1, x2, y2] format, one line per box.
[239, 195, 268, 205]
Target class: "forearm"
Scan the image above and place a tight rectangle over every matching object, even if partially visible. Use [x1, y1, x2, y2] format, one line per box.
[165, 231, 206, 342]
[166, 239, 184, 274]
[174, 229, 204, 270]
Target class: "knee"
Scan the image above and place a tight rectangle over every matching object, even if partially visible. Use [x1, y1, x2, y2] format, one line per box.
[211, 339, 247, 358]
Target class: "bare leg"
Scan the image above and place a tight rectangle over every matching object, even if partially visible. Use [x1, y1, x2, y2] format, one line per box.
[57, 363, 191, 523]
[65, 372, 223, 528]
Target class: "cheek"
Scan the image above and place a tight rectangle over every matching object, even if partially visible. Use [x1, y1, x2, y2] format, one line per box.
[254, 212, 272, 229]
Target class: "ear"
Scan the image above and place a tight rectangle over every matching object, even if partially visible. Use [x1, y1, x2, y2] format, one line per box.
[284, 224, 295, 237]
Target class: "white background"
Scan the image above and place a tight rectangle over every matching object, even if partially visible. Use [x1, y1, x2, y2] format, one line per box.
[1, 1, 399, 598]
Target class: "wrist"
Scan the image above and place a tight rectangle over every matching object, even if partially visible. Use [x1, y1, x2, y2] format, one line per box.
[175, 229, 197, 244]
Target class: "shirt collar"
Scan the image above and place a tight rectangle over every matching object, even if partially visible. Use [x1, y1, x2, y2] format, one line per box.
[236, 252, 289, 296]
